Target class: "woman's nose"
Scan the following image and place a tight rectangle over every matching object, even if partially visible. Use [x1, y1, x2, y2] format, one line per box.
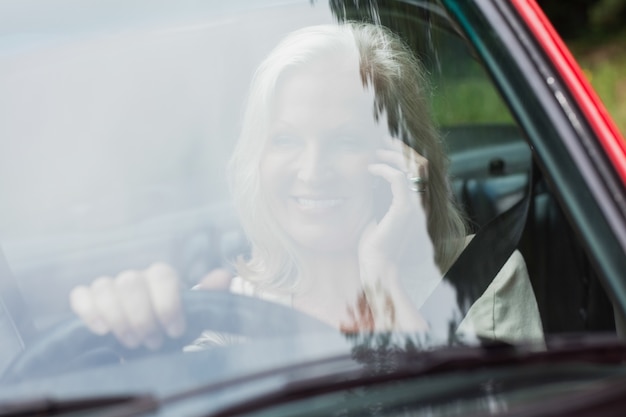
[296, 144, 331, 183]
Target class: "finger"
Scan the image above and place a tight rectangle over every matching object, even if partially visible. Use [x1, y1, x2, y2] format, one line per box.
[194, 268, 233, 290]
[91, 277, 139, 348]
[144, 263, 185, 338]
[115, 271, 164, 350]
[383, 137, 428, 164]
[368, 162, 413, 210]
[383, 137, 427, 160]
[69, 285, 110, 335]
[377, 148, 429, 180]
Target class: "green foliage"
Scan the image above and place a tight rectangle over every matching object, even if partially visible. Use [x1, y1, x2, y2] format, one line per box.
[590, 0, 626, 31]
[570, 33, 626, 135]
[537, 0, 596, 40]
[432, 78, 514, 126]
[539, 0, 626, 40]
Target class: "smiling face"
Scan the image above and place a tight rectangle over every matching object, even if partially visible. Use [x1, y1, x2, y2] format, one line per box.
[259, 55, 387, 255]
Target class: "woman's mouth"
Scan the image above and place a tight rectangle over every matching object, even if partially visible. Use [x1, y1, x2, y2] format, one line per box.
[294, 197, 345, 211]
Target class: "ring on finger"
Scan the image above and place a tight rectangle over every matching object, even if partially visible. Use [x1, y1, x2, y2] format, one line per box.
[408, 176, 427, 193]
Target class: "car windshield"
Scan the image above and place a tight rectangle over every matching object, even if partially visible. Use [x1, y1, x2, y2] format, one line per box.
[0, 0, 622, 415]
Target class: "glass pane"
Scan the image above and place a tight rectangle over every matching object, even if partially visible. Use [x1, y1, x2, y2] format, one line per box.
[0, 1, 593, 406]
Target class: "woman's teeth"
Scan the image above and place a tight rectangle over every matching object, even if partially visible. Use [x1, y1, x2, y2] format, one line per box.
[297, 198, 343, 209]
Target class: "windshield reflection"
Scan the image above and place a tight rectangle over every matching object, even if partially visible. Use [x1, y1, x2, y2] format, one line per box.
[64, 21, 542, 353]
[0, 1, 545, 385]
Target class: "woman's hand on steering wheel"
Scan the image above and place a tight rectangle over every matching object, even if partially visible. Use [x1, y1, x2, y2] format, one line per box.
[69, 263, 233, 350]
[69, 263, 185, 350]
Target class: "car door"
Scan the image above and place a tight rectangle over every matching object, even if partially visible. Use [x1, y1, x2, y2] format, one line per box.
[440, 0, 626, 334]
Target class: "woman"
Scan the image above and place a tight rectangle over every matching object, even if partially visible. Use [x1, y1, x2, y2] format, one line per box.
[70, 22, 543, 350]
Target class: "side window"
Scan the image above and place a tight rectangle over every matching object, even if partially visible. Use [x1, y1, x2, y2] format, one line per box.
[409, 11, 615, 337]
[362, 7, 614, 339]
[422, 24, 530, 233]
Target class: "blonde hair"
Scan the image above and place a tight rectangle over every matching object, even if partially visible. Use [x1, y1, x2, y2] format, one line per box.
[229, 22, 467, 290]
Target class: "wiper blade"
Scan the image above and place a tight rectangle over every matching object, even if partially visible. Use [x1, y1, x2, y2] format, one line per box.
[0, 394, 159, 417]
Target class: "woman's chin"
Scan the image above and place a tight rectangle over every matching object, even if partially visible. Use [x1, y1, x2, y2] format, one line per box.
[279, 203, 374, 255]
[290, 230, 358, 255]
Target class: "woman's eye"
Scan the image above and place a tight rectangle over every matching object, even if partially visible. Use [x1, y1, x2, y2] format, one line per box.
[334, 136, 360, 151]
[271, 134, 301, 148]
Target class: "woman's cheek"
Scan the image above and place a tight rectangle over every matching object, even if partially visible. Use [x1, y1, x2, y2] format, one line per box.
[260, 152, 292, 187]
[345, 154, 376, 191]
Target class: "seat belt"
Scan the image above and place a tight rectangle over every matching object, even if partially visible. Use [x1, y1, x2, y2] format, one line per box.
[419, 165, 535, 341]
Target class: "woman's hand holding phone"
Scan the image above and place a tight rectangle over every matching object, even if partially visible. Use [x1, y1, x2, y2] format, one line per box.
[356, 138, 437, 331]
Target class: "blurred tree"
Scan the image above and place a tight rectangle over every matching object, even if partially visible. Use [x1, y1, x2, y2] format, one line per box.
[538, 0, 626, 40]
[537, 0, 596, 40]
[589, 0, 626, 32]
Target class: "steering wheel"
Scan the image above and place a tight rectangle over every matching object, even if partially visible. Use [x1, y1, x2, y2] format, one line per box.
[1, 291, 333, 383]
